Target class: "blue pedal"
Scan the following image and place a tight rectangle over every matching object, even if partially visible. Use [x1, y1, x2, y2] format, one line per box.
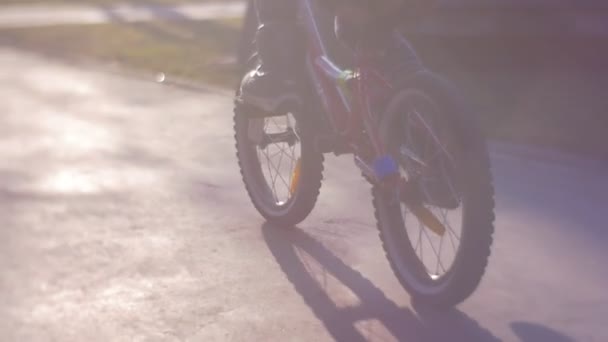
[373, 156, 399, 179]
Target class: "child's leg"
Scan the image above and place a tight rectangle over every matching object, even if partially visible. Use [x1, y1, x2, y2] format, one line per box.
[239, 0, 299, 113]
[254, 0, 297, 77]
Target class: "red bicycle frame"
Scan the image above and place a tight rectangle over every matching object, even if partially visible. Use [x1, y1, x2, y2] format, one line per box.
[300, 0, 394, 166]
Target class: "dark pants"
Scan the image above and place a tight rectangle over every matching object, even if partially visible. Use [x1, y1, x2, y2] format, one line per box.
[253, 0, 298, 76]
[251, 0, 420, 78]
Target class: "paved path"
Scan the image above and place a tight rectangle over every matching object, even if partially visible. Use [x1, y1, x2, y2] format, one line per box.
[0, 1, 245, 28]
[0, 48, 607, 341]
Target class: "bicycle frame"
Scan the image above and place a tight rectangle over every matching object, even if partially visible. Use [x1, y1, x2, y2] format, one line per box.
[236, 3, 495, 297]
[298, 0, 394, 162]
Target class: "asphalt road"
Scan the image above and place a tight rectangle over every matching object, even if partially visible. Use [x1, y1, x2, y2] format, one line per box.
[1, 48, 607, 341]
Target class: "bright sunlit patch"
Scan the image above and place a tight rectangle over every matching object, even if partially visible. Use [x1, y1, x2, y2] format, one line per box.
[40, 167, 158, 195]
[42, 169, 105, 194]
[295, 248, 361, 309]
[24, 67, 97, 96]
[354, 319, 398, 342]
[28, 268, 195, 326]
[40, 112, 117, 155]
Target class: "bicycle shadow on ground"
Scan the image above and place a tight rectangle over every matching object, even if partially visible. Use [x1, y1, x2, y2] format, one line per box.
[511, 322, 575, 342]
[261, 222, 500, 342]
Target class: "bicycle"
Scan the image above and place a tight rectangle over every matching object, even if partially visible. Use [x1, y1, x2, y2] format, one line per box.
[234, 0, 495, 307]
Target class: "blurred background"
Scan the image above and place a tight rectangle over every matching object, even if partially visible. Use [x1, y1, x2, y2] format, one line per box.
[407, 0, 608, 158]
[1, 0, 606, 157]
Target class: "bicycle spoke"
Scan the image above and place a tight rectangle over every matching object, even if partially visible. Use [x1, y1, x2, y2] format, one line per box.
[436, 234, 445, 274]
[421, 223, 447, 273]
[270, 148, 291, 198]
[439, 208, 458, 252]
[438, 207, 461, 242]
[408, 199, 450, 275]
[267, 148, 285, 160]
[262, 148, 279, 203]
[413, 214, 422, 254]
[273, 147, 296, 197]
[271, 142, 297, 163]
[273, 146, 284, 198]
[413, 109, 454, 164]
[418, 219, 424, 267]
[268, 147, 279, 198]
[246, 113, 303, 211]
[275, 162, 292, 192]
[265, 139, 297, 162]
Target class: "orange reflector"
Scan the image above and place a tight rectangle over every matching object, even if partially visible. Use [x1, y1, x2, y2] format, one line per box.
[290, 158, 302, 195]
[408, 204, 446, 236]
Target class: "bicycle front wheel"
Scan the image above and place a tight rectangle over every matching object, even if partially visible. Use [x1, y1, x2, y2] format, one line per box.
[234, 103, 324, 227]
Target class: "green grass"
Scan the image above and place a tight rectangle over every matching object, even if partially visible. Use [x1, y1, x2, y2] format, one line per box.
[0, 20, 242, 88]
